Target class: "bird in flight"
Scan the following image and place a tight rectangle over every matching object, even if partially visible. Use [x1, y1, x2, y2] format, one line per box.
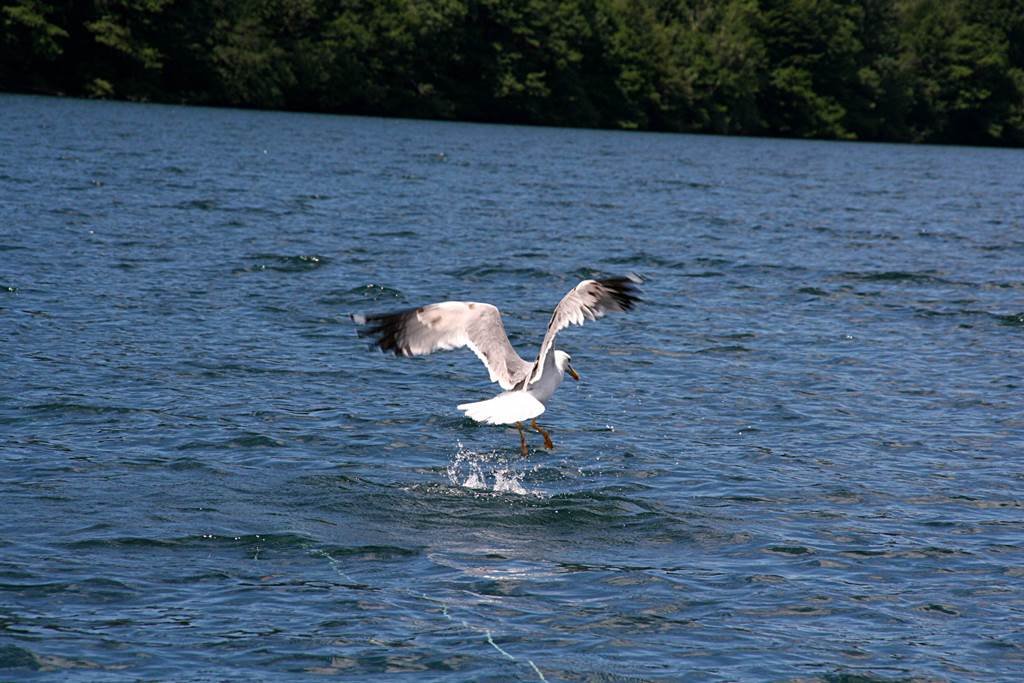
[352, 275, 641, 456]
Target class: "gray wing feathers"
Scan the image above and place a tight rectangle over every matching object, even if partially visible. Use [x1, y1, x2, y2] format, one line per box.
[354, 301, 529, 390]
[528, 275, 642, 384]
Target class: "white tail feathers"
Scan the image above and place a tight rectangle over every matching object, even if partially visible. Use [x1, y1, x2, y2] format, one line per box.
[457, 391, 545, 425]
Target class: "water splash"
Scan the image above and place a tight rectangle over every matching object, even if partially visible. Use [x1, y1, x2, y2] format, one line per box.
[446, 442, 535, 496]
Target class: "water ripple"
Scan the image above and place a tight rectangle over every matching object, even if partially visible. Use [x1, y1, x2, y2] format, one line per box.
[3, 94, 1022, 681]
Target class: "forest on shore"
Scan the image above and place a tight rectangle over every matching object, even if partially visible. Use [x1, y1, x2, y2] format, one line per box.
[2, 0, 1023, 146]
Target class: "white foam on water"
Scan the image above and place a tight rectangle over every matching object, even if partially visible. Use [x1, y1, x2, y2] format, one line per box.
[491, 468, 528, 495]
[447, 442, 535, 496]
[462, 468, 488, 490]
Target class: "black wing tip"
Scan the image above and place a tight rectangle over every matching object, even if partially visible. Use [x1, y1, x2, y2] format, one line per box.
[598, 273, 644, 310]
[351, 307, 419, 355]
[597, 273, 644, 289]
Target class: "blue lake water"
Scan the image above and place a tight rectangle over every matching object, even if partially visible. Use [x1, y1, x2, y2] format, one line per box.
[2, 93, 1023, 681]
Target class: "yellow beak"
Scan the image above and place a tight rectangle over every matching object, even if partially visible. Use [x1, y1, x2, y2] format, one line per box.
[567, 365, 580, 381]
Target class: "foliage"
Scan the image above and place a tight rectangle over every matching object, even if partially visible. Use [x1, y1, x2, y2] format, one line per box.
[0, 0, 68, 89]
[1, 0, 1022, 145]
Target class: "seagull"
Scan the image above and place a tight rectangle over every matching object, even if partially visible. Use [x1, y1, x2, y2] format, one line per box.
[352, 275, 641, 455]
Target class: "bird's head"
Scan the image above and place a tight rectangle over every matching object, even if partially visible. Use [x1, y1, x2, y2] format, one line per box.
[554, 350, 580, 381]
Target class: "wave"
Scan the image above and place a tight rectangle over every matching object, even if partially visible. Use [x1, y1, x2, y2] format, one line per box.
[233, 254, 329, 274]
[840, 270, 951, 284]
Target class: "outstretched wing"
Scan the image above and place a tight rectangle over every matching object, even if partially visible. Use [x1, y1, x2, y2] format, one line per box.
[352, 301, 530, 390]
[527, 275, 642, 385]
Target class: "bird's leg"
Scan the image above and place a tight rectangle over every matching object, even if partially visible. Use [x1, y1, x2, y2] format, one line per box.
[516, 421, 528, 457]
[531, 419, 554, 449]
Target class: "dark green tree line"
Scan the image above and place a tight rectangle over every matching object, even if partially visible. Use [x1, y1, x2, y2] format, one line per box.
[2, 0, 1022, 145]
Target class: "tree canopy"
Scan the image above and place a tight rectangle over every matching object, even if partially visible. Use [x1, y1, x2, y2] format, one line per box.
[2, 0, 1022, 145]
